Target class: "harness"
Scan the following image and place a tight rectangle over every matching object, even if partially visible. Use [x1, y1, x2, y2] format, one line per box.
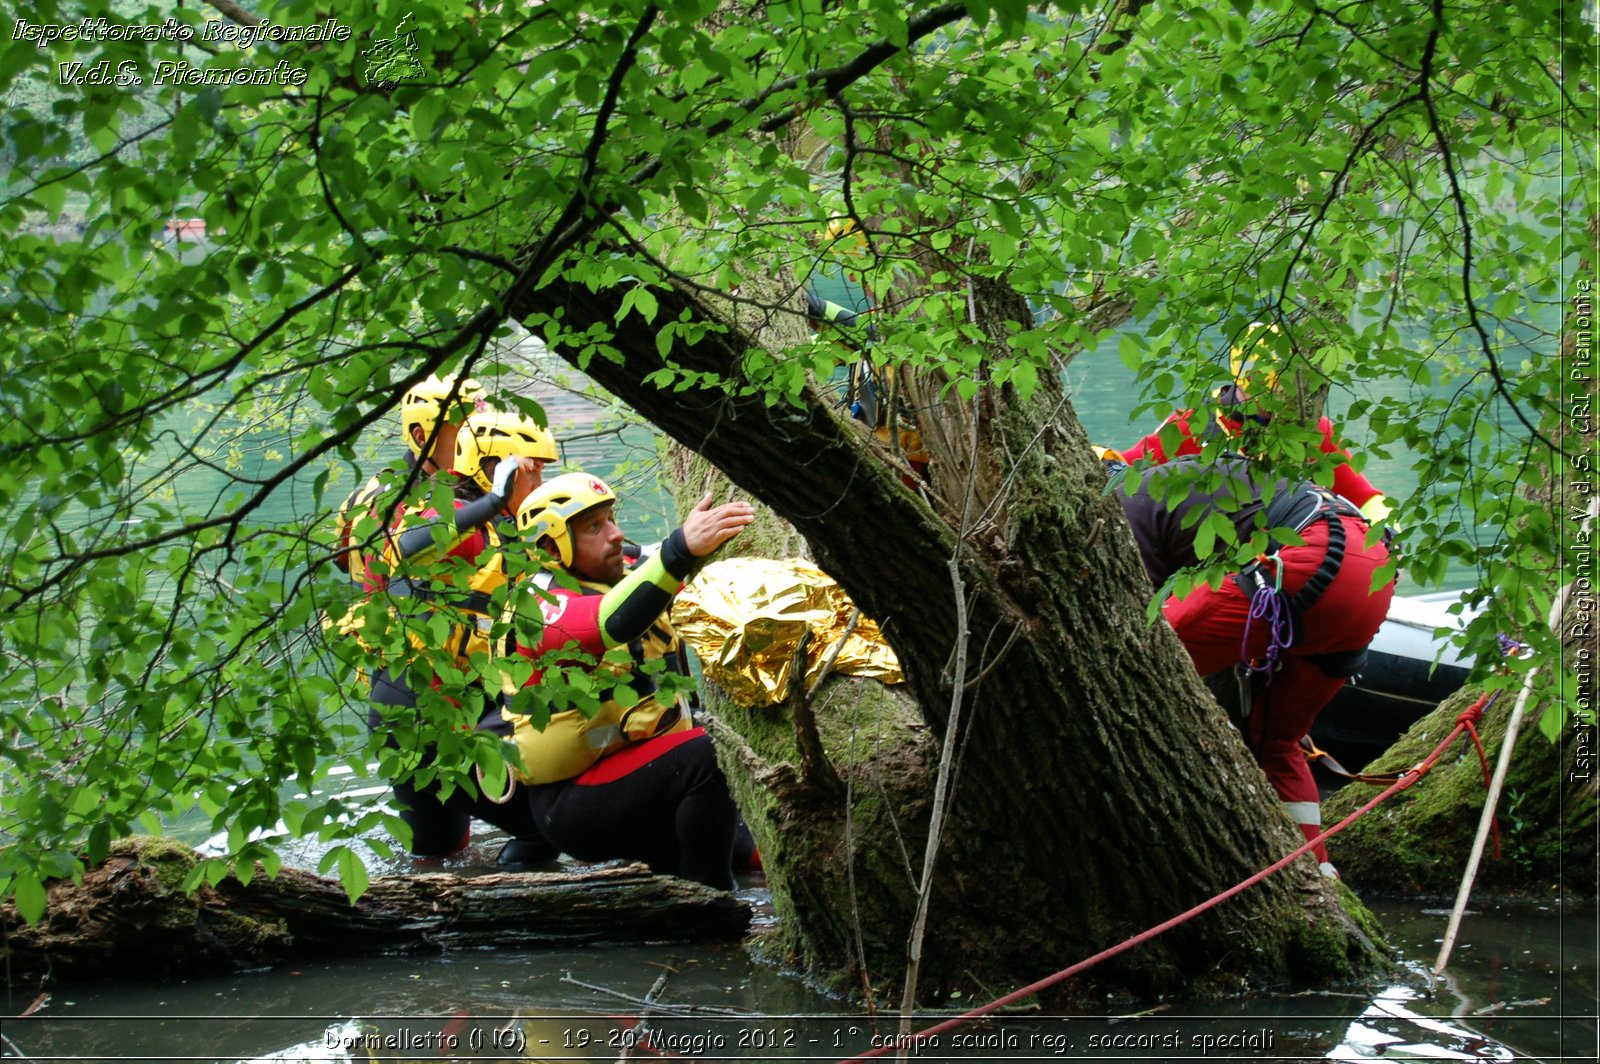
[1234, 484, 1370, 682]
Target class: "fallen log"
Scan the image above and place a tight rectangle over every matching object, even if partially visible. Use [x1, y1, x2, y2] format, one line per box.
[1, 837, 751, 986]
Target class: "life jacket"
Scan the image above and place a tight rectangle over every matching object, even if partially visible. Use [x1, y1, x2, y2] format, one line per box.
[335, 470, 396, 589]
[383, 519, 511, 675]
[327, 470, 401, 655]
[492, 571, 691, 786]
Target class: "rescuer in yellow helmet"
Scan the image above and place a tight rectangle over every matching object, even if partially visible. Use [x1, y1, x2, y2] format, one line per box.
[476, 473, 755, 889]
[367, 404, 562, 862]
[333, 372, 488, 590]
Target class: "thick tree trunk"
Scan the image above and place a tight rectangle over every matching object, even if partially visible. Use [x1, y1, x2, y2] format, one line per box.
[518, 277, 1385, 1003]
[0, 838, 749, 986]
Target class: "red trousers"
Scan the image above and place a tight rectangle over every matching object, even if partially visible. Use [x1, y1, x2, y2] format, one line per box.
[1162, 515, 1394, 864]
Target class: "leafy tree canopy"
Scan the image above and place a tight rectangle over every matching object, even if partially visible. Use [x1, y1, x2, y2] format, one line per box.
[0, 0, 1590, 917]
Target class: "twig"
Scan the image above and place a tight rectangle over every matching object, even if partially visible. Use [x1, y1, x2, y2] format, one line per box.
[787, 628, 845, 797]
[1416, 0, 1559, 456]
[961, 625, 1022, 694]
[897, 391, 983, 1053]
[810, 609, 863, 695]
[559, 973, 749, 1016]
[844, 689, 877, 1012]
[621, 965, 672, 1062]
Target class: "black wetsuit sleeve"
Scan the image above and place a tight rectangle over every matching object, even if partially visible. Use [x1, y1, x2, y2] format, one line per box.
[392, 492, 505, 561]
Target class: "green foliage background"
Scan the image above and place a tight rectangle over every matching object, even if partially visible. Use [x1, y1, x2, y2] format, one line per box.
[0, 0, 1591, 916]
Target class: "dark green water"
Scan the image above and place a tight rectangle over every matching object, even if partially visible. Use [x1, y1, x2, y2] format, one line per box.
[4, 869, 1593, 1062]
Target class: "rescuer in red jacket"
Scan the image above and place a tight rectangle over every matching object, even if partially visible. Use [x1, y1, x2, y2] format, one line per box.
[488, 474, 755, 889]
[1115, 454, 1396, 877]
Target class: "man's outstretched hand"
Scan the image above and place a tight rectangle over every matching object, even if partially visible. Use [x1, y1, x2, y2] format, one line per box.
[681, 492, 755, 557]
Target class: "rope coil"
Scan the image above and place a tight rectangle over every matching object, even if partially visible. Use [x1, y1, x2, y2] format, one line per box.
[1241, 557, 1293, 680]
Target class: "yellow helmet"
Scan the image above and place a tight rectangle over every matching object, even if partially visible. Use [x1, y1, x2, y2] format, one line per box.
[1228, 322, 1282, 394]
[820, 214, 870, 259]
[400, 373, 486, 457]
[515, 472, 616, 568]
[454, 408, 559, 493]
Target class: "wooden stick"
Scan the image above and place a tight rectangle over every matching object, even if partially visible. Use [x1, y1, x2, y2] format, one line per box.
[1432, 579, 1577, 978]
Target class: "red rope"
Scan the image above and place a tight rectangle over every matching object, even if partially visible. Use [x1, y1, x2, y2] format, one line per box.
[837, 707, 1492, 1063]
[1453, 693, 1502, 859]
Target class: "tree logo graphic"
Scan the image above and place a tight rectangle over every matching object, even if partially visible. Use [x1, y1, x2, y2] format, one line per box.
[362, 13, 424, 86]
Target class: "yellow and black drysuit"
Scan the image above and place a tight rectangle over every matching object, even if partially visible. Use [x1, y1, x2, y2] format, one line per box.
[494, 528, 738, 889]
[334, 452, 486, 591]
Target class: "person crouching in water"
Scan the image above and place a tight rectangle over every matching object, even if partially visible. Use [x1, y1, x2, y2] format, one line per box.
[370, 407, 557, 861]
[489, 473, 754, 890]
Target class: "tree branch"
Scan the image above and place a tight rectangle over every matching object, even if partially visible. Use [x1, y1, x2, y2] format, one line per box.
[2, 300, 507, 606]
[1417, 0, 1561, 456]
[755, 5, 969, 133]
[201, 0, 262, 26]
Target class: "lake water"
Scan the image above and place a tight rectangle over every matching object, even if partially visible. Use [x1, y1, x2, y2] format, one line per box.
[4, 853, 1593, 1063]
[214, 319, 1469, 578]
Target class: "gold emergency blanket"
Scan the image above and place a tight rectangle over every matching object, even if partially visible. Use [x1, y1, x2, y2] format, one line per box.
[670, 557, 903, 707]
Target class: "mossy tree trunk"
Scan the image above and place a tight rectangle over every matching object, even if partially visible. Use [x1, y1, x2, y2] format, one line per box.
[516, 276, 1385, 1004]
[1323, 680, 1596, 896]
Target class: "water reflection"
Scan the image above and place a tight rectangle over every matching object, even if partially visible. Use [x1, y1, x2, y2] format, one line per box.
[5, 337, 1579, 1063]
[1328, 983, 1514, 1061]
[6, 897, 1587, 1063]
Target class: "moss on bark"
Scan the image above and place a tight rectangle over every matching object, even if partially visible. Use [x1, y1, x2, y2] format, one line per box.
[1323, 682, 1596, 897]
[2, 838, 750, 987]
[665, 445, 1387, 1006]
[531, 271, 1389, 1006]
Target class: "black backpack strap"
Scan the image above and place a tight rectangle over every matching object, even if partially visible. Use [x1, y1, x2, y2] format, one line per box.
[1236, 484, 1370, 644]
[1289, 504, 1347, 616]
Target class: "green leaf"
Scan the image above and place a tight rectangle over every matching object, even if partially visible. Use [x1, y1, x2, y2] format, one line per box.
[1537, 703, 1562, 743]
[0, 0, 1574, 946]
[1193, 511, 1217, 560]
[675, 184, 709, 223]
[631, 287, 659, 324]
[1010, 360, 1038, 398]
[12, 870, 47, 925]
[338, 847, 370, 905]
[1118, 332, 1146, 372]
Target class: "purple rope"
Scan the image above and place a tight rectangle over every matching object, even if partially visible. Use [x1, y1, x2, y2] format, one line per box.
[1241, 581, 1295, 683]
[1497, 633, 1527, 658]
